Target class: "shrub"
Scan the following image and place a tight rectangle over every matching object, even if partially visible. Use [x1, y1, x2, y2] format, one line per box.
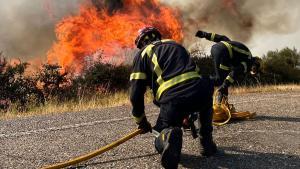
[261, 47, 300, 83]
[77, 61, 130, 93]
[37, 64, 75, 101]
[1, 46, 299, 113]
[0, 55, 44, 112]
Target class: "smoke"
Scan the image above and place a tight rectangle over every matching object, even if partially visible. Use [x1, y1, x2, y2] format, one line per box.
[161, 0, 300, 55]
[1, 0, 299, 60]
[0, 0, 82, 59]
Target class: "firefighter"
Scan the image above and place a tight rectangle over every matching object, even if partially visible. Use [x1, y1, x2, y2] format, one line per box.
[130, 27, 217, 168]
[195, 30, 261, 104]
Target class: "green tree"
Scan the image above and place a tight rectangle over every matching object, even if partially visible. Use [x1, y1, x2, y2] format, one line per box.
[262, 47, 300, 83]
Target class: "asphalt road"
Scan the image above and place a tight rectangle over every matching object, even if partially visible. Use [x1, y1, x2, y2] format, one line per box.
[0, 91, 299, 169]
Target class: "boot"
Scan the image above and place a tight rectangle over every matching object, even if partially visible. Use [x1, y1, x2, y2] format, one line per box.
[155, 127, 183, 169]
[198, 104, 218, 157]
[200, 136, 217, 157]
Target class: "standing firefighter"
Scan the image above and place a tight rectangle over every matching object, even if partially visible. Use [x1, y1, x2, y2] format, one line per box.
[195, 30, 261, 104]
[130, 27, 217, 169]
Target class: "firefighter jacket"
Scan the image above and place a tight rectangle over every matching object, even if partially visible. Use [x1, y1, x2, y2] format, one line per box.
[203, 32, 254, 85]
[130, 39, 201, 123]
[202, 32, 231, 43]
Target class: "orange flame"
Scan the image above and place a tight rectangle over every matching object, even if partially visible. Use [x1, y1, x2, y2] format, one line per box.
[47, 0, 183, 73]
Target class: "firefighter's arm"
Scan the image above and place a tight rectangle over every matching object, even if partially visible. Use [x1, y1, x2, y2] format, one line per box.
[130, 80, 146, 122]
[130, 79, 152, 134]
[224, 63, 246, 87]
[196, 30, 231, 42]
[129, 53, 152, 134]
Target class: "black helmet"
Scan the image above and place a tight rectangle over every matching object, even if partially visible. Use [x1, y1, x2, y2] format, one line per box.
[135, 26, 162, 49]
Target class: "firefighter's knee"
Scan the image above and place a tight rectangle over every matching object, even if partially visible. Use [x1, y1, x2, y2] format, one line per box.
[154, 128, 171, 154]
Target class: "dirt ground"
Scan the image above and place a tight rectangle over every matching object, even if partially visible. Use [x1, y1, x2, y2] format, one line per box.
[0, 91, 299, 169]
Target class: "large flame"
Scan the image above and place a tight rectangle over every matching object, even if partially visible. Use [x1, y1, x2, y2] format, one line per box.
[47, 0, 183, 73]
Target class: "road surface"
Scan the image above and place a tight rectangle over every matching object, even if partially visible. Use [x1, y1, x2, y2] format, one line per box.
[0, 91, 299, 169]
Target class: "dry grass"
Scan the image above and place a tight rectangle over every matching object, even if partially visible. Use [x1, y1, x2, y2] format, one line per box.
[0, 91, 129, 120]
[1, 84, 299, 120]
[0, 90, 154, 120]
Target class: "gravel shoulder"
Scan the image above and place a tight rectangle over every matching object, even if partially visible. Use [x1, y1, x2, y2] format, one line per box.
[0, 91, 299, 169]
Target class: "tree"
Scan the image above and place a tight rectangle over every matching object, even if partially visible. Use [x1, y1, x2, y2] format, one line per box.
[262, 47, 300, 83]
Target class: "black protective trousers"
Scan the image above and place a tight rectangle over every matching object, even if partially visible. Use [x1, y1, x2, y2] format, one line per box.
[153, 77, 214, 141]
[211, 43, 231, 95]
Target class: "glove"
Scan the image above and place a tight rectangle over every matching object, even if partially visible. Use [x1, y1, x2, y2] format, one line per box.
[137, 117, 152, 134]
[195, 30, 207, 38]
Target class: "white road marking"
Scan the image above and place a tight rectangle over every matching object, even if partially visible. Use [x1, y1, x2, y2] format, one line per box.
[0, 113, 159, 139]
[0, 117, 130, 138]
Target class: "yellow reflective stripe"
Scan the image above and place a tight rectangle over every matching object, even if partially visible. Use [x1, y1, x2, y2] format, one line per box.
[133, 113, 145, 124]
[221, 41, 252, 58]
[141, 44, 155, 58]
[140, 39, 180, 91]
[141, 42, 164, 85]
[219, 64, 230, 71]
[157, 76, 164, 85]
[221, 41, 233, 58]
[232, 46, 252, 56]
[152, 53, 164, 85]
[241, 62, 247, 73]
[156, 71, 200, 100]
[130, 72, 147, 81]
[210, 33, 216, 41]
[226, 76, 235, 83]
[152, 53, 163, 77]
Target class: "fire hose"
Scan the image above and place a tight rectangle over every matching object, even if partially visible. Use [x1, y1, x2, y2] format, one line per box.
[212, 92, 256, 126]
[42, 129, 142, 169]
[213, 102, 232, 126]
[42, 93, 255, 168]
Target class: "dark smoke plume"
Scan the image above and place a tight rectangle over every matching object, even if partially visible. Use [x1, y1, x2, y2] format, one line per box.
[162, 0, 300, 45]
[92, 0, 123, 14]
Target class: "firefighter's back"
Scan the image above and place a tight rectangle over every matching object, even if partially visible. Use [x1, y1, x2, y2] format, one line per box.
[227, 41, 252, 66]
[154, 40, 213, 106]
[155, 40, 196, 81]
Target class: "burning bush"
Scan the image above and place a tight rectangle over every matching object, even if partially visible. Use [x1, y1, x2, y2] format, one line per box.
[47, 0, 183, 74]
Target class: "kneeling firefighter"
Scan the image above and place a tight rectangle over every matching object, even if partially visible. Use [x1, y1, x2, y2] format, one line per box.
[195, 30, 261, 104]
[130, 27, 217, 168]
